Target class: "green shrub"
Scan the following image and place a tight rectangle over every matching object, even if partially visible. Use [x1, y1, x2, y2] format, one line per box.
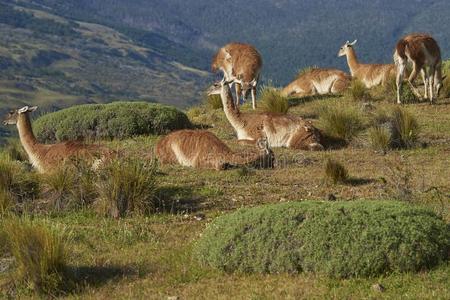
[346, 79, 372, 102]
[385, 75, 419, 103]
[318, 105, 364, 141]
[391, 107, 419, 149]
[3, 218, 68, 294]
[33, 102, 193, 142]
[3, 138, 27, 162]
[195, 201, 449, 278]
[95, 159, 158, 218]
[260, 86, 289, 114]
[325, 159, 349, 184]
[367, 126, 391, 152]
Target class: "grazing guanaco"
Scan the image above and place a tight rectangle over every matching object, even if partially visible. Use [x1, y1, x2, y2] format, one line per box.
[212, 42, 262, 109]
[281, 68, 351, 97]
[155, 129, 274, 170]
[338, 40, 396, 88]
[207, 79, 324, 151]
[394, 33, 443, 104]
[2, 106, 113, 173]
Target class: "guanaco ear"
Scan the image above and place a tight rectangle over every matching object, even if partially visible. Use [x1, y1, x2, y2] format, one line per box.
[349, 39, 357, 46]
[28, 106, 38, 112]
[18, 106, 29, 113]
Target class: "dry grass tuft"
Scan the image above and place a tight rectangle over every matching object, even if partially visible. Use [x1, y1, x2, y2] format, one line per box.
[260, 86, 289, 114]
[3, 217, 68, 294]
[95, 159, 158, 218]
[346, 79, 372, 102]
[390, 107, 420, 149]
[367, 126, 391, 153]
[318, 104, 364, 142]
[325, 159, 349, 184]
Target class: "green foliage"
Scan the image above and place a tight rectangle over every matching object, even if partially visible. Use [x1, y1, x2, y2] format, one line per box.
[346, 79, 372, 102]
[205, 94, 223, 110]
[95, 159, 158, 218]
[2, 217, 68, 294]
[384, 75, 419, 103]
[2, 139, 28, 162]
[318, 105, 364, 141]
[367, 126, 391, 152]
[195, 201, 450, 278]
[390, 107, 420, 149]
[325, 159, 349, 184]
[33, 102, 192, 142]
[260, 86, 289, 114]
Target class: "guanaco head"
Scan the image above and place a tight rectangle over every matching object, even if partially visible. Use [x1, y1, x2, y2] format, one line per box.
[338, 40, 357, 57]
[3, 106, 38, 125]
[302, 122, 325, 151]
[206, 78, 234, 96]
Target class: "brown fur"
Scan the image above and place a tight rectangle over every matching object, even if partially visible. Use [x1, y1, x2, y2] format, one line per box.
[394, 33, 442, 103]
[338, 41, 396, 88]
[281, 68, 351, 97]
[3, 107, 114, 173]
[155, 130, 274, 170]
[211, 42, 262, 109]
[208, 81, 324, 151]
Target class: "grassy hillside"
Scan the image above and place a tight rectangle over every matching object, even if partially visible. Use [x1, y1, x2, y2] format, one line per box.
[1, 88, 449, 298]
[0, 1, 211, 122]
[24, 0, 450, 84]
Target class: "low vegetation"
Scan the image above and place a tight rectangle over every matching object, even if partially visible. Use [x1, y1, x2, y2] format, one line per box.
[317, 104, 364, 141]
[95, 159, 158, 218]
[259, 86, 289, 114]
[346, 79, 372, 102]
[205, 94, 223, 110]
[195, 201, 449, 278]
[2, 218, 68, 294]
[33, 102, 192, 142]
[324, 159, 349, 184]
[367, 125, 391, 152]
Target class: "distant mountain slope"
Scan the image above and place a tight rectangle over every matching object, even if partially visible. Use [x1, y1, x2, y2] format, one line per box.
[25, 0, 450, 85]
[0, 0, 211, 120]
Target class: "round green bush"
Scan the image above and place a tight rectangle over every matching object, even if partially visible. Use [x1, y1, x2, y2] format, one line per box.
[195, 201, 449, 278]
[33, 102, 192, 142]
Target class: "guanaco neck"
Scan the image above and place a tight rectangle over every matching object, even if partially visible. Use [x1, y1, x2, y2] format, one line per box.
[346, 47, 359, 76]
[16, 113, 41, 163]
[220, 85, 246, 131]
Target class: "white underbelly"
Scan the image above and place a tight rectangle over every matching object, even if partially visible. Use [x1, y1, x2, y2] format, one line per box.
[265, 129, 291, 147]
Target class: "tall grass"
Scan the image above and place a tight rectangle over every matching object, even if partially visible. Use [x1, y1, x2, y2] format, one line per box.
[259, 86, 289, 114]
[391, 107, 420, 149]
[324, 159, 349, 184]
[346, 79, 372, 102]
[41, 160, 97, 211]
[3, 218, 68, 294]
[384, 75, 419, 103]
[318, 105, 364, 141]
[95, 159, 158, 218]
[205, 94, 223, 110]
[367, 126, 391, 152]
[0, 152, 39, 211]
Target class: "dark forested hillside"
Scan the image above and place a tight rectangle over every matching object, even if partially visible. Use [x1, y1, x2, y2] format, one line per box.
[22, 0, 450, 85]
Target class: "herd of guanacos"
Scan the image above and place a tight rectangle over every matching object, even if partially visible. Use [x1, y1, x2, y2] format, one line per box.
[2, 33, 445, 172]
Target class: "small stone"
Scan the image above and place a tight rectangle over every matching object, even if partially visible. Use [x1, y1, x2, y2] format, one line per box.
[327, 194, 337, 201]
[372, 283, 385, 292]
[167, 296, 179, 300]
[194, 214, 205, 221]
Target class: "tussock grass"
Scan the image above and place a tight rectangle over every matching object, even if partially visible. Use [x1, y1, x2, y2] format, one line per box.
[195, 201, 450, 278]
[390, 107, 420, 149]
[3, 217, 68, 294]
[95, 159, 158, 218]
[3, 138, 27, 162]
[318, 104, 364, 141]
[367, 126, 391, 152]
[384, 75, 419, 103]
[259, 86, 289, 114]
[346, 79, 372, 102]
[325, 159, 349, 184]
[205, 94, 223, 110]
[41, 160, 97, 211]
[0, 152, 39, 211]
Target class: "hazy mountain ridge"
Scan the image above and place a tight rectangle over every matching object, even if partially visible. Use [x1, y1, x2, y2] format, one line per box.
[0, 0, 211, 129]
[24, 0, 449, 85]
